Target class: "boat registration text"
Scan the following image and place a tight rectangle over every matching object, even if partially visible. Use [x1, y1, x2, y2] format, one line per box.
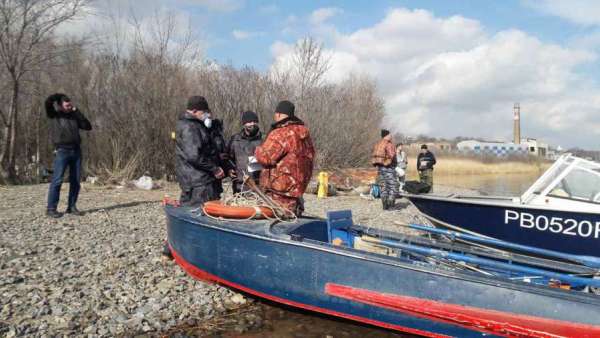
[505, 210, 600, 238]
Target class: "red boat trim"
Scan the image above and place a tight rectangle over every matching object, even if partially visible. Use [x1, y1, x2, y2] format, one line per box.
[169, 246, 447, 338]
[325, 283, 600, 338]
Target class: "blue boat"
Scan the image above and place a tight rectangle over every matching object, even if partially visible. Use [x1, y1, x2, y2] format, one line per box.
[165, 204, 600, 337]
[405, 154, 600, 258]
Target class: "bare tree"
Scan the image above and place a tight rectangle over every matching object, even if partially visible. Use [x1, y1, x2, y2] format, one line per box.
[292, 37, 330, 101]
[0, 0, 86, 183]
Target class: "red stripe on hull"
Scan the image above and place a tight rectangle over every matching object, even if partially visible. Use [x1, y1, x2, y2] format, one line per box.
[169, 245, 447, 338]
[325, 283, 600, 338]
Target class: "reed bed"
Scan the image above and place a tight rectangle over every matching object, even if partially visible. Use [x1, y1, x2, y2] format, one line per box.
[404, 156, 550, 176]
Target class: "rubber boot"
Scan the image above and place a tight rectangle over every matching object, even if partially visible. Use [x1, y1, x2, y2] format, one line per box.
[381, 198, 388, 210]
[387, 197, 395, 210]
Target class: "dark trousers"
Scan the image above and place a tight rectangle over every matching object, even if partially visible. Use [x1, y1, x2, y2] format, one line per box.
[47, 147, 82, 211]
[180, 181, 222, 207]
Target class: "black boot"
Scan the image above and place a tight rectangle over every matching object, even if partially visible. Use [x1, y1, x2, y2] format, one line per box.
[46, 209, 62, 218]
[65, 206, 84, 216]
[381, 198, 388, 210]
[387, 197, 395, 210]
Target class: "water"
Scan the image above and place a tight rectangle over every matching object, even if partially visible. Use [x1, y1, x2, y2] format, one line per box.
[435, 172, 540, 196]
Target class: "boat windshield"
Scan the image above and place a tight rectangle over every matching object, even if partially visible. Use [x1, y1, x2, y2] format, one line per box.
[529, 155, 600, 203]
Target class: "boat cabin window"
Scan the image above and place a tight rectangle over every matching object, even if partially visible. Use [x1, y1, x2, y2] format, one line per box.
[547, 167, 600, 203]
[533, 162, 569, 195]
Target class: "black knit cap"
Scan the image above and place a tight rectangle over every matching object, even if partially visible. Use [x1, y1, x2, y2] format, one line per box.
[241, 111, 259, 124]
[421, 144, 428, 149]
[187, 96, 209, 111]
[381, 129, 390, 138]
[275, 100, 295, 116]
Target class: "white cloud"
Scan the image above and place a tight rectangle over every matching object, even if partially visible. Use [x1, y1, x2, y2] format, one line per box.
[523, 0, 600, 26]
[232, 29, 264, 40]
[271, 8, 600, 149]
[176, 0, 244, 12]
[309, 7, 342, 26]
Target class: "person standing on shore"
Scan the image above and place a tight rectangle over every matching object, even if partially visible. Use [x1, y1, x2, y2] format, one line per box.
[371, 130, 398, 210]
[175, 96, 225, 206]
[395, 143, 408, 189]
[417, 144, 436, 192]
[227, 111, 263, 193]
[45, 93, 92, 218]
[255, 100, 315, 216]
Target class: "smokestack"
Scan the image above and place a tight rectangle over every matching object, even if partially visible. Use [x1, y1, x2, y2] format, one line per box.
[513, 103, 520, 144]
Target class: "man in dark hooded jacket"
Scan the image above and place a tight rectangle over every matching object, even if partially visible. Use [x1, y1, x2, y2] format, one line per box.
[175, 96, 225, 206]
[45, 93, 92, 218]
[227, 111, 263, 193]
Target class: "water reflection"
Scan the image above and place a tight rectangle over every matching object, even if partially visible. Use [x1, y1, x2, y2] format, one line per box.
[435, 173, 540, 196]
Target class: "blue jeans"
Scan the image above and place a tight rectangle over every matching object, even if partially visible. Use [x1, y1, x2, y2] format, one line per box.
[47, 147, 82, 211]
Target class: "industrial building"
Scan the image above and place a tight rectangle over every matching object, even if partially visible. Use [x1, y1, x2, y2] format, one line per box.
[456, 140, 529, 156]
[457, 103, 553, 158]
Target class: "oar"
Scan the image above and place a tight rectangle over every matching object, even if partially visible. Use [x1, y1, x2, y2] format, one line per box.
[407, 223, 600, 269]
[361, 236, 600, 289]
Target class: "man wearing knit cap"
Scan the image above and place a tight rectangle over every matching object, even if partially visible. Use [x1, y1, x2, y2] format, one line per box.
[175, 96, 225, 206]
[255, 100, 315, 216]
[371, 129, 398, 210]
[417, 144, 436, 192]
[227, 110, 263, 193]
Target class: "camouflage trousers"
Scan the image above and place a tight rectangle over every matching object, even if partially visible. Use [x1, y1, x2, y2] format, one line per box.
[377, 167, 399, 199]
[419, 169, 433, 192]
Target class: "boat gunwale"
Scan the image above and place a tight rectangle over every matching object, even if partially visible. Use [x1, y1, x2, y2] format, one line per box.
[165, 205, 600, 306]
[402, 192, 600, 216]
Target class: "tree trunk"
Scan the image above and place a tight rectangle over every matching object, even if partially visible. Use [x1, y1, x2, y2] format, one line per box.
[0, 81, 19, 184]
[8, 81, 19, 182]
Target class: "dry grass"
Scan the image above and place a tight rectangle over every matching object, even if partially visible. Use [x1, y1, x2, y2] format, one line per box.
[405, 156, 551, 176]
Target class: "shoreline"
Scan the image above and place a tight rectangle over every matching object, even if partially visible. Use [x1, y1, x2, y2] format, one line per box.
[0, 182, 474, 337]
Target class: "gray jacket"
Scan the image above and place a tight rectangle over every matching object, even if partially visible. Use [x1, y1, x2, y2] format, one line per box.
[227, 129, 263, 184]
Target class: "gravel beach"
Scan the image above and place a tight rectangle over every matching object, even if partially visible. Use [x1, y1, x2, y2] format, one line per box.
[0, 182, 476, 337]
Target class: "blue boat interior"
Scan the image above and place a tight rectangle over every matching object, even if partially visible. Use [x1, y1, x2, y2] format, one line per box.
[283, 209, 600, 293]
[287, 209, 355, 245]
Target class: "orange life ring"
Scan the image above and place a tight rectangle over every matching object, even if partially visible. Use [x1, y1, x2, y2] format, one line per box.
[203, 200, 275, 219]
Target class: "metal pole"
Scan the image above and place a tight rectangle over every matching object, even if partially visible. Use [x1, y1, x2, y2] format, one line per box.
[408, 223, 600, 269]
[362, 236, 600, 288]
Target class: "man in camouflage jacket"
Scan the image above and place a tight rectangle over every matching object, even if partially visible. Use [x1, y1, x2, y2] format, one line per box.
[255, 101, 315, 216]
[371, 129, 398, 210]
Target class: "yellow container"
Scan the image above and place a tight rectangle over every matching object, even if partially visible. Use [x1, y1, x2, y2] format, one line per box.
[171, 131, 176, 140]
[317, 172, 328, 198]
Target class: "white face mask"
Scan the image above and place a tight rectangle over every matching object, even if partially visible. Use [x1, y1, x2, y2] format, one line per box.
[203, 117, 212, 128]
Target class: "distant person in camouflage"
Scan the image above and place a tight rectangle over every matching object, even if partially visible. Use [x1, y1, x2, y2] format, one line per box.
[255, 100, 315, 216]
[417, 144, 436, 192]
[371, 129, 398, 210]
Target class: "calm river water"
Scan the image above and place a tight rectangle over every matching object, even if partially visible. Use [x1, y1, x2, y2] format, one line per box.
[224, 173, 542, 337]
[435, 172, 540, 196]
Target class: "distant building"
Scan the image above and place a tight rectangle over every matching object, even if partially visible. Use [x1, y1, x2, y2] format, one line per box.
[457, 140, 528, 157]
[521, 138, 548, 157]
[408, 142, 452, 152]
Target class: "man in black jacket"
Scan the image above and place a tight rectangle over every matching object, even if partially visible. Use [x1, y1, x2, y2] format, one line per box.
[417, 144, 436, 192]
[45, 93, 92, 218]
[227, 111, 263, 193]
[175, 96, 225, 206]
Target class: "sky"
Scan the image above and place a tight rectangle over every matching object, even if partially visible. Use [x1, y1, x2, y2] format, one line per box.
[61, 0, 600, 150]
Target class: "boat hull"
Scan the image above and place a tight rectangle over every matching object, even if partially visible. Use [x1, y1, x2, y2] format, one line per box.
[166, 206, 600, 337]
[406, 194, 600, 258]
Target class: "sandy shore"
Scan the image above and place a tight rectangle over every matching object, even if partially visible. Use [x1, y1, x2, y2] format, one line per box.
[0, 182, 477, 337]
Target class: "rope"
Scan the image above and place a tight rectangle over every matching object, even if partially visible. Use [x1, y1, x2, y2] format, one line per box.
[201, 189, 298, 223]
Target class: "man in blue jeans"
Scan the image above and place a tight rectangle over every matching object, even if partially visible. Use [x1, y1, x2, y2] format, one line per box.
[45, 93, 92, 218]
